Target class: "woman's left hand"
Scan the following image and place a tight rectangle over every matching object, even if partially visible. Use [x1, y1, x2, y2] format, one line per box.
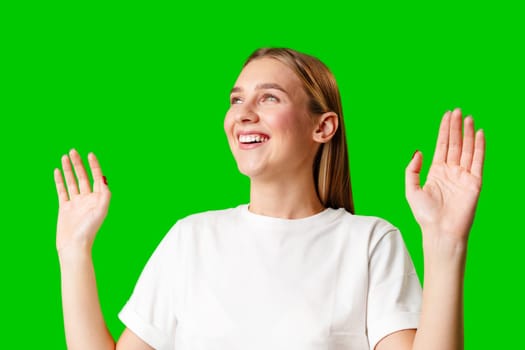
[405, 108, 485, 246]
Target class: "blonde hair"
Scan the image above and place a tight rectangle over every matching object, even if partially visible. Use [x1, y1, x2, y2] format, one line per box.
[244, 48, 355, 214]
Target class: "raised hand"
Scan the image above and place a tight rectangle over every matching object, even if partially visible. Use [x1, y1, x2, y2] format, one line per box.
[54, 149, 111, 254]
[405, 108, 485, 245]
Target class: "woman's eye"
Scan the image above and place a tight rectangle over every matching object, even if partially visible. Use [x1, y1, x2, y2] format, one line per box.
[262, 94, 279, 102]
[230, 96, 242, 104]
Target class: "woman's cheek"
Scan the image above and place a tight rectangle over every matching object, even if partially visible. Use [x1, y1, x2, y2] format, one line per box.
[223, 112, 233, 133]
[269, 109, 301, 132]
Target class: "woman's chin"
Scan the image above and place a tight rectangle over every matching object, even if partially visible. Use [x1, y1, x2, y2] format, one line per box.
[237, 165, 263, 179]
[236, 161, 274, 180]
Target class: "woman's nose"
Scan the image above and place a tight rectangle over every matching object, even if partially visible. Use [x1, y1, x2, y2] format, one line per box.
[235, 104, 259, 123]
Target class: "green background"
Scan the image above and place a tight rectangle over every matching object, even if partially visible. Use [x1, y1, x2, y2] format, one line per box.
[1, 1, 523, 348]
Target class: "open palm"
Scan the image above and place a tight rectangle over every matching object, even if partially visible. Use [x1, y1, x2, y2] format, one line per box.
[405, 109, 485, 242]
[54, 150, 111, 252]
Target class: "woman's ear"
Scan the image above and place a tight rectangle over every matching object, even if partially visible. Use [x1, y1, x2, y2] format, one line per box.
[313, 112, 338, 143]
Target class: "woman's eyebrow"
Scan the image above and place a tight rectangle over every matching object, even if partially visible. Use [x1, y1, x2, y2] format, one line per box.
[230, 83, 289, 95]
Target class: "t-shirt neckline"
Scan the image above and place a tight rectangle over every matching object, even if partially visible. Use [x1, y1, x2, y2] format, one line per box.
[237, 204, 342, 226]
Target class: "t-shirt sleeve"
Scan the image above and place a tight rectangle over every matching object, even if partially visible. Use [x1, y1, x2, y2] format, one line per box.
[119, 223, 184, 350]
[366, 229, 422, 349]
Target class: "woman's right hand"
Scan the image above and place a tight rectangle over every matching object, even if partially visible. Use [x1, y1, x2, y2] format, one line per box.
[54, 149, 111, 255]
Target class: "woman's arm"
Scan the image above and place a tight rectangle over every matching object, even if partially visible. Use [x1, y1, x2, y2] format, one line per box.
[59, 246, 115, 350]
[377, 108, 486, 350]
[55, 150, 152, 350]
[55, 149, 114, 350]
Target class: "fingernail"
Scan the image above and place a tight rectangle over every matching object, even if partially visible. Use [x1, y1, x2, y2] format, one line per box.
[103, 176, 108, 185]
[412, 150, 419, 159]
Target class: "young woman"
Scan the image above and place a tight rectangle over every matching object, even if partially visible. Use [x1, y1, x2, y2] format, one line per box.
[55, 48, 485, 350]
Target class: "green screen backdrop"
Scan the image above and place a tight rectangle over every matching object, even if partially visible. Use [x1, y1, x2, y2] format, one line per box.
[1, 1, 523, 348]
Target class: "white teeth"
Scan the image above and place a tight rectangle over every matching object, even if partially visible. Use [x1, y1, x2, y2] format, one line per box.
[239, 134, 269, 144]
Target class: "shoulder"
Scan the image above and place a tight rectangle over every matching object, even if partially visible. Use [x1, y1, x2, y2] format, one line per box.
[163, 205, 244, 238]
[336, 210, 398, 237]
[332, 210, 403, 255]
[148, 207, 242, 257]
[176, 206, 242, 227]
[340, 211, 396, 231]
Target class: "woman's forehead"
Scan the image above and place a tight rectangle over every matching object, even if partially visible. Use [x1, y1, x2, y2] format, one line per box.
[234, 58, 302, 91]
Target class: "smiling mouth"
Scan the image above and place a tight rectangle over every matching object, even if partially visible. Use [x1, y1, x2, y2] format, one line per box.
[238, 134, 269, 144]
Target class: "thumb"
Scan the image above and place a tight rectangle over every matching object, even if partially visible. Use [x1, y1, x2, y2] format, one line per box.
[405, 150, 423, 199]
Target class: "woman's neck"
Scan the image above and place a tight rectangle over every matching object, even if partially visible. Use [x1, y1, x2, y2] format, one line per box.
[248, 175, 324, 219]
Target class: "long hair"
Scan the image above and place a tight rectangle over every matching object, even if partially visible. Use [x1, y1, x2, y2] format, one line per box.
[244, 48, 354, 214]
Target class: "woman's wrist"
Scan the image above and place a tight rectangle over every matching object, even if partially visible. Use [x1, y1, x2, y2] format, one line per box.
[421, 230, 468, 265]
[58, 242, 93, 266]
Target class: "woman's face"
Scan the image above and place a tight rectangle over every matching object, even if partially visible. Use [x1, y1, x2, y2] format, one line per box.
[224, 58, 320, 181]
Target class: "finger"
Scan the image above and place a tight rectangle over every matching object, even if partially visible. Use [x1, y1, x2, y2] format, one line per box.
[88, 152, 108, 193]
[446, 108, 463, 165]
[54, 168, 69, 203]
[432, 111, 451, 164]
[471, 129, 486, 178]
[61, 154, 79, 197]
[459, 116, 475, 170]
[405, 150, 423, 199]
[69, 149, 92, 194]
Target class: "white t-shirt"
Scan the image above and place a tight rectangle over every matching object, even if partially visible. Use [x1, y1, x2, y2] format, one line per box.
[119, 205, 422, 350]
